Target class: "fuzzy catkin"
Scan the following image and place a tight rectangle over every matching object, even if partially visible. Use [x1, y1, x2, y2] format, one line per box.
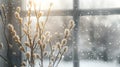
[26, 52, 30, 59]
[24, 42, 30, 47]
[15, 11, 20, 19]
[0, 42, 3, 49]
[64, 29, 70, 38]
[19, 46, 25, 52]
[16, 7, 21, 13]
[61, 39, 67, 46]
[69, 20, 75, 30]
[8, 24, 14, 31]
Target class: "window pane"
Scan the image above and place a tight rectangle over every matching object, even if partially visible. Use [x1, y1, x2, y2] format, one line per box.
[79, 0, 120, 9]
[79, 15, 120, 67]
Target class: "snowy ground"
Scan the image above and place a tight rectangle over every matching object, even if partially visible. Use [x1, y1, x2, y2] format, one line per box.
[34, 60, 120, 67]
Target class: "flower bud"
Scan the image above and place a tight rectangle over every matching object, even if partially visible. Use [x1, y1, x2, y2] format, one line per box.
[18, 17, 23, 24]
[36, 54, 40, 59]
[45, 31, 50, 36]
[1, 4, 5, 9]
[19, 46, 25, 52]
[56, 42, 61, 49]
[41, 35, 46, 42]
[8, 24, 14, 31]
[12, 30, 16, 36]
[61, 39, 67, 46]
[24, 42, 30, 47]
[69, 20, 75, 30]
[33, 53, 36, 59]
[15, 11, 20, 19]
[0, 42, 3, 49]
[26, 52, 30, 59]
[16, 7, 21, 13]
[64, 29, 70, 38]
[13, 35, 20, 43]
[21, 61, 26, 66]
[27, 10, 31, 16]
[38, 39, 42, 45]
[37, 11, 43, 18]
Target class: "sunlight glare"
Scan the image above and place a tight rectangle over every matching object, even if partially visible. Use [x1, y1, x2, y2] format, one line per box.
[26, 0, 54, 10]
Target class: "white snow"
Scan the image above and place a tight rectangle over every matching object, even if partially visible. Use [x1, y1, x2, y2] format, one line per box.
[34, 60, 120, 67]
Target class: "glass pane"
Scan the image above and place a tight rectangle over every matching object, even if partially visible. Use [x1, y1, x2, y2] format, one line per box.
[79, 0, 120, 9]
[79, 15, 120, 67]
[23, 0, 73, 10]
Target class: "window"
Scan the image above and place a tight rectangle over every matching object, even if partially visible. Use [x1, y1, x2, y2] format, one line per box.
[22, 0, 120, 67]
[0, 0, 120, 67]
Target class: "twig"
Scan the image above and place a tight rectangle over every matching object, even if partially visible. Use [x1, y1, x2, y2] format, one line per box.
[54, 51, 65, 67]
[0, 54, 8, 64]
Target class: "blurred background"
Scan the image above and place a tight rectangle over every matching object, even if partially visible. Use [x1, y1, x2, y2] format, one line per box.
[0, 0, 120, 67]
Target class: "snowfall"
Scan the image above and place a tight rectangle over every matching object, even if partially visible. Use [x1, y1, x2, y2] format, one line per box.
[34, 60, 120, 67]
